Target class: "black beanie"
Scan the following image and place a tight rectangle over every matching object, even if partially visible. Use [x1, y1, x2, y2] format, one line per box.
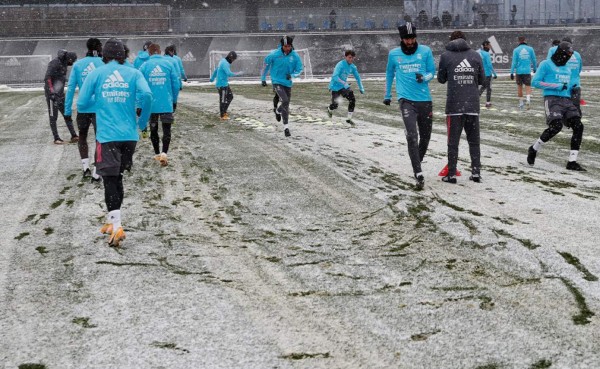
[65, 51, 77, 64]
[551, 41, 573, 67]
[165, 44, 176, 56]
[103, 38, 126, 59]
[143, 40, 153, 51]
[562, 37, 572, 44]
[226, 51, 237, 63]
[280, 35, 294, 46]
[398, 22, 417, 39]
[87, 38, 102, 52]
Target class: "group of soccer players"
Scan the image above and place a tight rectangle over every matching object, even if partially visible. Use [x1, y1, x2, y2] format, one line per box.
[43, 24, 585, 247]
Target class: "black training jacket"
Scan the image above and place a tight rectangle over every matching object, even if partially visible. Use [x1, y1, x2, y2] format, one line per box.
[437, 38, 485, 114]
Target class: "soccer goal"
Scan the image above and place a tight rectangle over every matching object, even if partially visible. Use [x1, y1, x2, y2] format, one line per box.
[208, 49, 313, 80]
[0, 55, 52, 85]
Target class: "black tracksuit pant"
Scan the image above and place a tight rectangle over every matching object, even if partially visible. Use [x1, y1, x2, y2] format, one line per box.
[446, 114, 481, 176]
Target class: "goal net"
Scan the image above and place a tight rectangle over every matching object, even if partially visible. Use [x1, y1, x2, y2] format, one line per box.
[209, 49, 313, 80]
[0, 55, 52, 85]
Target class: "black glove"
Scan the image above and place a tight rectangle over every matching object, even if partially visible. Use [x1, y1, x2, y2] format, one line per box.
[286, 74, 292, 80]
[493, 75, 497, 79]
[64, 115, 72, 123]
[183, 78, 188, 82]
[261, 80, 267, 87]
[383, 99, 391, 106]
[561, 83, 568, 91]
[510, 74, 514, 80]
[48, 92, 57, 101]
[173, 103, 177, 112]
[136, 108, 142, 117]
[415, 73, 423, 83]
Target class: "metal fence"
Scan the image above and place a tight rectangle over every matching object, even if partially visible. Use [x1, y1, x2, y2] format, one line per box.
[0, 3, 598, 37]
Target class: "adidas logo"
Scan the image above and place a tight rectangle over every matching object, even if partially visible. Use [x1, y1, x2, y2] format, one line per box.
[150, 65, 164, 77]
[454, 59, 475, 73]
[519, 49, 530, 58]
[102, 70, 129, 89]
[487, 36, 503, 55]
[82, 62, 96, 77]
[182, 51, 196, 62]
[487, 36, 509, 63]
[4, 57, 20, 67]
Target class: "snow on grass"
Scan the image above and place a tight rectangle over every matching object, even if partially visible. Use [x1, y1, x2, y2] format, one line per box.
[1, 76, 599, 368]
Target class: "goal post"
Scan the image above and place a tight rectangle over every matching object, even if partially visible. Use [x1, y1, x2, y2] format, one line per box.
[0, 55, 52, 85]
[208, 49, 313, 80]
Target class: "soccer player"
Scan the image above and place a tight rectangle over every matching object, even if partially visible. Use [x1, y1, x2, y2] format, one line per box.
[210, 51, 243, 120]
[546, 37, 583, 115]
[510, 36, 537, 110]
[165, 44, 188, 85]
[383, 22, 435, 188]
[139, 43, 180, 166]
[64, 38, 104, 181]
[327, 50, 365, 125]
[437, 31, 485, 184]
[44, 49, 78, 144]
[527, 42, 586, 171]
[133, 40, 152, 69]
[478, 40, 498, 108]
[77, 38, 152, 247]
[260, 35, 303, 137]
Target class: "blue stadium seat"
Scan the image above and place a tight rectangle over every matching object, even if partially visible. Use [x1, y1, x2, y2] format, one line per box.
[299, 20, 308, 30]
[276, 20, 284, 30]
[323, 19, 330, 29]
[382, 19, 390, 29]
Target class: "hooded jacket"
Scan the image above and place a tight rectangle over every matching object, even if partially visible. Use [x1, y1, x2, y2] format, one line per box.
[261, 47, 303, 88]
[139, 54, 180, 113]
[437, 38, 485, 114]
[44, 51, 71, 95]
[64, 55, 105, 115]
[133, 50, 150, 69]
[77, 61, 152, 143]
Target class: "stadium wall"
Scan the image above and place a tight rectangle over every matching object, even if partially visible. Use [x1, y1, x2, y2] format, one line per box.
[1, 27, 599, 84]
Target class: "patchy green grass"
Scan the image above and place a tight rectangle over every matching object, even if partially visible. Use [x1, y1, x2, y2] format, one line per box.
[280, 352, 331, 360]
[14, 232, 30, 240]
[558, 251, 598, 282]
[72, 317, 98, 328]
[560, 277, 595, 325]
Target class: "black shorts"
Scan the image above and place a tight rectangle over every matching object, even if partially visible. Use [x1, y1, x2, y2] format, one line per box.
[544, 96, 580, 124]
[516, 74, 531, 86]
[150, 112, 175, 125]
[95, 141, 137, 176]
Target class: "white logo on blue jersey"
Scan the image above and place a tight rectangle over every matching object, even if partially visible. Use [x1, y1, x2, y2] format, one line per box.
[519, 48, 530, 60]
[150, 65, 165, 77]
[82, 62, 96, 78]
[102, 70, 129, 89]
